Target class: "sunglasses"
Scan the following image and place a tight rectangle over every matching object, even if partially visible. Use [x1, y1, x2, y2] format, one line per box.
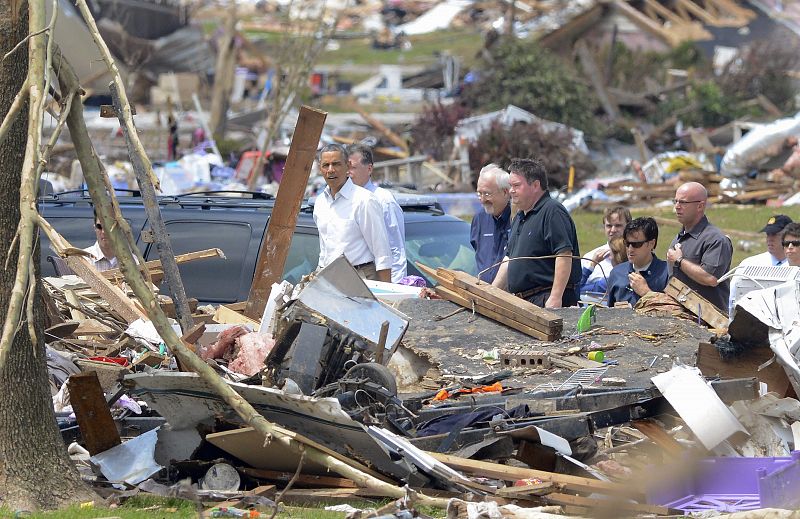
[624, 239, 650, 249]
[783, 240, 800, 247]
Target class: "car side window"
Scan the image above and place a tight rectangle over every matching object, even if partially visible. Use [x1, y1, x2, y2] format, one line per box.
[282, 231, 320, 284]
[146, 220, 254, 303]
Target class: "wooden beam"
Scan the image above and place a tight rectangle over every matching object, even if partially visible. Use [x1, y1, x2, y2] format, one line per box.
[664, 277, 728, 329]
[245, 106, 327, 319]
[537, 2, 605, 50]
[64, 256, 146, 323]
[428, 451, 636, 497]
[67, 372, 121, 455]
[352, 102, 409, 154]
[575, 40, 618, 120]
[100, 248, 225, 281]
[448, 270, 562, 331]
[238, 467, 359, 488]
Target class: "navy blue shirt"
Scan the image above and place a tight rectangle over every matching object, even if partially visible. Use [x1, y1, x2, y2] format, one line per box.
[470, 204, 511, 283]
[607, 255, 670, 307]
[506, 193, 582, 295]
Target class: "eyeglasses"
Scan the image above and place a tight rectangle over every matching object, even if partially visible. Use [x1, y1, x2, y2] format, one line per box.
[672, 199, 703, 206]
[624, 240, 649, 249]
[783, 240, 800, 247]
[95, 223, 103, 231]
[476, 191, 498, 199]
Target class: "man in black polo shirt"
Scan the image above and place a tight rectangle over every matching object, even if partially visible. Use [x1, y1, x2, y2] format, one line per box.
[492, 158, 582, 308]
[666, 181, 733, 313]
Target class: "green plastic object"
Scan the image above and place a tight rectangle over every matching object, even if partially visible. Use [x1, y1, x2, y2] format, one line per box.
[576, 304, 596, 333]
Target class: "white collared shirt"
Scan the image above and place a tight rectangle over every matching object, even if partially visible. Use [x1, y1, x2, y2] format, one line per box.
[364, 180, 406, 282]
[582, 242, 614, 283]
[313, 178, 392, 272]
[82, 241, 118, 272]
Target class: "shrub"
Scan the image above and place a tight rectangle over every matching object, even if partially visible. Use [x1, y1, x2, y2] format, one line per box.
[410, 101, 471, 160]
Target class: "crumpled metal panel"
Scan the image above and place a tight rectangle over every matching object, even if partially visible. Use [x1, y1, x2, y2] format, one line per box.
[295, 255, 410, 356]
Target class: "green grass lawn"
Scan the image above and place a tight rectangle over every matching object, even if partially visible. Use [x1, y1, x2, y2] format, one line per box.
[571, 205, 800, 268]
[0, 497, 357, 519]
[319, 29, 483, 67]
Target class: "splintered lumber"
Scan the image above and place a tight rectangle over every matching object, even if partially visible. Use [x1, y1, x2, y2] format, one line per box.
[245, 106, 328, 319]
[418, 264, 562, 340]
[428, 452, 636, 497]
[102, 248, 226, 281]
[67, 372, 121, 455]
[64, 256, 146, 323]
[664, 277, 728, 329]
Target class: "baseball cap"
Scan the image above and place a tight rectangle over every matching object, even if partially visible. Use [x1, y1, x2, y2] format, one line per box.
[760, 214, 793, 234]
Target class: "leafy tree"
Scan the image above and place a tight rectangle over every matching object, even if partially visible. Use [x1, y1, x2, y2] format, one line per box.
[468, 121, 595, 188]
[462, 39, 599, 136]
[410, 101, 470, 160]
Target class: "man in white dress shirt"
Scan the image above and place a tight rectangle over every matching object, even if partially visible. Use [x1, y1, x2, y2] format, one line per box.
[347, 143, 406, 283]
[313, 143, 392, 282]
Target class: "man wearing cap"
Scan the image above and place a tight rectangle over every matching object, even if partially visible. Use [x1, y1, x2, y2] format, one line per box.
[666, 182, 733, 314]
[470, 163, 512, 283]
[729, 214, 793, 310]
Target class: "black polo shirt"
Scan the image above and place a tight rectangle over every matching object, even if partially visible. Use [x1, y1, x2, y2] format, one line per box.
[506, 193, 582, 294]
[668, 215, 733, 313]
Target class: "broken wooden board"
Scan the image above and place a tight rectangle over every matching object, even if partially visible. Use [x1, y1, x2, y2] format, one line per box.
[696, 341, 794, 398]
[664, 277, 728, 330]
[213, 303, 260, 331]
[66, 372, 121, 455]
[238, 467, 358, 488]
[428, 451, 638, 497]
[63, 256, 146, 323]
[206, 428, 328, 474]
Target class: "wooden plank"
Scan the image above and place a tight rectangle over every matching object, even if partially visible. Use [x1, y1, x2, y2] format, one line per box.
[73, 318, 115, 336]
[435, 286, 559, 341]
[353, 103, 409, 154]
[696, 342, 793, 397]
[101, 248, 225, 281]
[64, 289, 87, 321]
[664, 277, 728, 329]
[448, 270, 562, 331]
[66, 372, 121, 455]
[64, 256, 146, 323]
[631, 419, 684, 457]
[495, 482, 556, 497]
[238, 467, 358, 488]
[245, 106, 328, 319]
[213, 304, 260, 331]
[545, 492, 674, 516]
[428, 451, 636, 497]
[575, 40, 618, 120]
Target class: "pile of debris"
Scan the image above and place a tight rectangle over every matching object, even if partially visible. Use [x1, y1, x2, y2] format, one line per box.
[46, 240, 800, 517]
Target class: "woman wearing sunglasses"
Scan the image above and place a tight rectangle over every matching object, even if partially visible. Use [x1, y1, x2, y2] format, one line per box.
[782, 222, 800, 267]
[606, 217, 670, 307]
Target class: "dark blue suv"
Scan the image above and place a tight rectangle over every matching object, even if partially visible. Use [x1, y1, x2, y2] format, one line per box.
[37, 191, 478, 304]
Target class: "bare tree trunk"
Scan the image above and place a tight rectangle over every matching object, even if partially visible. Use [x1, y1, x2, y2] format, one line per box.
[0, 0, 97, 510]
[209, 6, 237, 138]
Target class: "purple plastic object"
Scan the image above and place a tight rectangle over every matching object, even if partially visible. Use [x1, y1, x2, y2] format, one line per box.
[647, 452, 800, 514]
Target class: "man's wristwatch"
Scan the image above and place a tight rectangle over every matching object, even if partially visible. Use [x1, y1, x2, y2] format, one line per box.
[675, 257, 683, 270]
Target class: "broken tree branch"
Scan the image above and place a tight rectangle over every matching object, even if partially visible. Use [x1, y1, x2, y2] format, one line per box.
[0, 0, 48, 372]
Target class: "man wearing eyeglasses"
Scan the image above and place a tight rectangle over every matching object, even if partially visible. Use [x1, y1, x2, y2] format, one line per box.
[470, 163, 511, 283]
[666, 182, 733, 313]
[82, 209, 119, 272]
[492, 158, 581, 308]
[607, 217, 669, 307]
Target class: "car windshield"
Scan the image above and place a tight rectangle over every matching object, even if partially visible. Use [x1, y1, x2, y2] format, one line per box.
[405, 219, 477, 283]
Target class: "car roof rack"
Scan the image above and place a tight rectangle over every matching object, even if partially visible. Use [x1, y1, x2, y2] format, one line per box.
[174, 190, 274, 200]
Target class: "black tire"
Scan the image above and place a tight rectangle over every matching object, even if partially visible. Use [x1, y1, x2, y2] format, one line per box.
[344, 362, 397, 396]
